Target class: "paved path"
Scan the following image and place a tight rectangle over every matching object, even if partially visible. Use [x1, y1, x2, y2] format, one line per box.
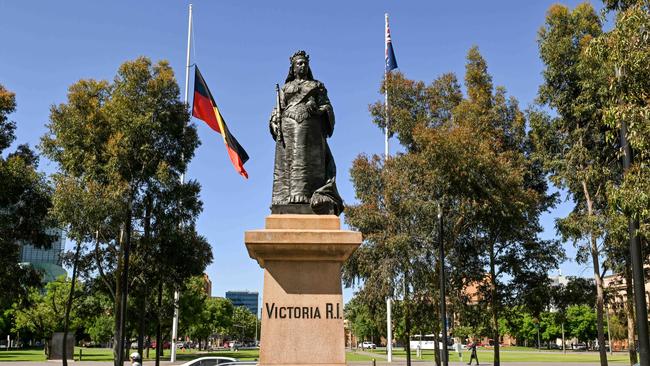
[0, 362, 621, 366]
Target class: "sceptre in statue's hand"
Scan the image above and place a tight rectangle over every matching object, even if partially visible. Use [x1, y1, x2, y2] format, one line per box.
[273, 83, 285, 147]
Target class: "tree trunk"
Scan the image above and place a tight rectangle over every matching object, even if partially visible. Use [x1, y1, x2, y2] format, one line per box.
[582, 181, 608, 366]
[117, 203, 133, 366]
[113, 229, 124, 366]
[137, 291, 146, 357]
[155, 280, 163, 366]
[62, 240, 83, 366]
[489, 242, 501, 366]
[137, 196, 151, 358]
[624, 262, 638, 366]
[433, 332, 441, 366]
[562, 322, 566, 354]
[145, 336, 150, 359]
[404, 278, 411, 366]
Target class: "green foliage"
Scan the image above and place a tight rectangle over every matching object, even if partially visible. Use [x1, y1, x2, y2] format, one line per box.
[87, 314, 114, 344]
[346, 47, 563, 366]
[345, 297, 382, 342]
[40, 57, 211, 364]
[607, 313, 626, 340]
[230, 306, 257, 340]
[588, 3, 650, 238]
[533, 4, 620, 363]
[12, 276, 83, 340]
[0, 84, 55, 312]
[566, 305, 598, 342]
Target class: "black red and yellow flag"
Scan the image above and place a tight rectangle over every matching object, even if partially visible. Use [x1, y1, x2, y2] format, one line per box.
[192, 66, 249, 178]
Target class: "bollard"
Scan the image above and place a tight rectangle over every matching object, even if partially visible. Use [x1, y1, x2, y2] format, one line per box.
[372, 358, 376, 366]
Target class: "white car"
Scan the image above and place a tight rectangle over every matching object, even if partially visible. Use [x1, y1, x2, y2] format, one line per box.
[179, 356, 238, 366]
[359, 341, 376, 349]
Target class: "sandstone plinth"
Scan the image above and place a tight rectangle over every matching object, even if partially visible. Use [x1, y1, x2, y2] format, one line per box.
[245, 214, 362, 366]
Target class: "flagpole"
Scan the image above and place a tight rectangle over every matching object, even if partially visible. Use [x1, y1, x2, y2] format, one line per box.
[384, 13, 390, 160]
[384, 12, 393, 364]
[171, 3, 192, 363]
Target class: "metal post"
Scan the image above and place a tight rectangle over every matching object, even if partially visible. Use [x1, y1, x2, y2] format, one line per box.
[438, 204, 448, 366]
[254, 309, 259, 346]
[384, 13, 390, 160]
[384, 13, 393, 364]
[171, 290, 179, 362]
[605, 305, 613, 356]
[172, 5, 193, 362]
[183, 4, 193, 106]
[387, 297, 392, 362]
[618, 65, 649, 366]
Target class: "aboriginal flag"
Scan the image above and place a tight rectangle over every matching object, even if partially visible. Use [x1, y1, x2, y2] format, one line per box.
[192, 66, 249, 178]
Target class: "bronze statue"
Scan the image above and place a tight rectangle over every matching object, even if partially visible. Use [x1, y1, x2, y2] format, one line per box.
[270, 50, 343, 215]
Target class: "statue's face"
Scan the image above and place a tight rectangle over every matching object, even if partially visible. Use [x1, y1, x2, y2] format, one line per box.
[292, 57, 309, 78]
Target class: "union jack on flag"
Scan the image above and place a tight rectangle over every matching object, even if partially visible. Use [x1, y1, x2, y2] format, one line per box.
[385, 13, 398, 73]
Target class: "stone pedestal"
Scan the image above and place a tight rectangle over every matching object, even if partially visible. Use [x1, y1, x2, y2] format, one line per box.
[245, 214, 362, 366]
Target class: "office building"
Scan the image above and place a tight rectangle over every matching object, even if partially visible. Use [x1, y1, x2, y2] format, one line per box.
[226, 290, 259, 316]
[20, 228, 66, 283]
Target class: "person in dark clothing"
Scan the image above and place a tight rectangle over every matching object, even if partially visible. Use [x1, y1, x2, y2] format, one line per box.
[467, 340, 479, 365]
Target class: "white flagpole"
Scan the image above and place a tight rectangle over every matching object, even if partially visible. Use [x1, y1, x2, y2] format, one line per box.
[384, 13, 390, 160]
[171, 3, 192, 363]
[384, 13, 393, 363]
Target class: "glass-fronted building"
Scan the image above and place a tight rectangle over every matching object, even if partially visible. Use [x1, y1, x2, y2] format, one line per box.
[20, 228, 66, 283]
[226, 291, 259, 316]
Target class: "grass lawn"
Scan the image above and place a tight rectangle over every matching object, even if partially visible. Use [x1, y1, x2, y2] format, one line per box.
[0, 348, 261, 362]
[367, 347, 629, 363]
[346, 351, 382, 362]
[0, 348, 46, 361]
[1, 346, 632, 363]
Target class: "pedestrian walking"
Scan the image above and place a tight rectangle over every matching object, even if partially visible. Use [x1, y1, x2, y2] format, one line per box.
[467, 340, 479, 365]
[453, 338, 463, 363]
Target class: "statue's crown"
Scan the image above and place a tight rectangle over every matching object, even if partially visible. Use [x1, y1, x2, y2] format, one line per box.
[290, 50, 310, 63]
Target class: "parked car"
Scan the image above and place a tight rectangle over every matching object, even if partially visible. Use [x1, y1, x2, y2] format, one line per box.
[218, 362, 257, 366]
[150, 341, 171, 349]
[179, 357, 238, 366]
[358, 341, 376, 349]
[228, 341, 243, 349]
[572, 343, 587, 351]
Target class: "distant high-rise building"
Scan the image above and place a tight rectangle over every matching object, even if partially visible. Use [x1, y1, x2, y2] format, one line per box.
[20, 228, 66, 283]
[549, 274, 569, 287]
[226, 291, 259, 316]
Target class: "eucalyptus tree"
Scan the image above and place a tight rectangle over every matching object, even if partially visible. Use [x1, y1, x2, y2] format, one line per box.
[451, 47, 562, 366]
[0, 84, 55, 312]
[532, 4, 618, 365]
[589, 2, 650, 364]
[41, 57, 211, 366]
[345, 48, 562, 366]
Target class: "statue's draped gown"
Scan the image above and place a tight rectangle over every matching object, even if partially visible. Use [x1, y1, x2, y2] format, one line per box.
[271, 79, 342, 214]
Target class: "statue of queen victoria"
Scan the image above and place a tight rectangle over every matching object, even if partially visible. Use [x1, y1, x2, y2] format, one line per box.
[269, 51, 343, 216]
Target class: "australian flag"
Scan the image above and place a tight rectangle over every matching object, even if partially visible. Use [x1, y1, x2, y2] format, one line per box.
[385, 13, 398, 73]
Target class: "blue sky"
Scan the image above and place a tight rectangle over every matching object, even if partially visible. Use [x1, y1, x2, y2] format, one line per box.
[1, 0, 605, 304]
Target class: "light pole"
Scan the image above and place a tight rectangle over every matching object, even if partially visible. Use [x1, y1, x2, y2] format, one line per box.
[438, 203, 448, 366]
[616, 64, 649, 366]
[386, 297, 392, 362]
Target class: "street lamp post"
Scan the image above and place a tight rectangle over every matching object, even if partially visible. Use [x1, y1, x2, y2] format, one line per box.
[617, 65, 650, 366]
